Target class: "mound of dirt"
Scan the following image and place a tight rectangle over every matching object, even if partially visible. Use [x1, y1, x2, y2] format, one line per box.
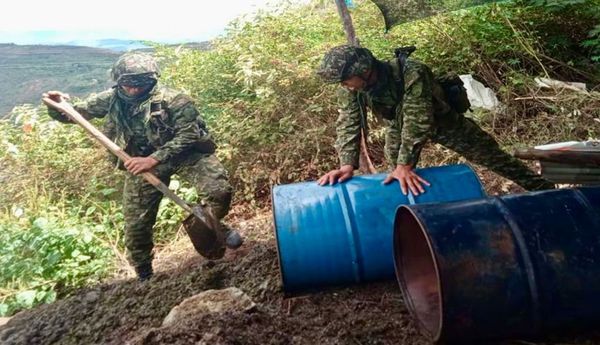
[130, 282, 423, 345]
[2, 239, 600, 345]
[0, 241, 424, 345]
[0, 251, 227, 345]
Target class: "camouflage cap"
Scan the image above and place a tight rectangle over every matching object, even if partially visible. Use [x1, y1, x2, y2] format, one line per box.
[316, 45, 375, 83]
[111, 52, 160, 86]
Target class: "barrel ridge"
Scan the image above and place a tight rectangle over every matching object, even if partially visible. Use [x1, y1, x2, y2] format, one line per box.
[337, 184, 364, 283]
[491, 197, 542, 333]
[271, 185, 289, 289]
[573, 188, 600, 230]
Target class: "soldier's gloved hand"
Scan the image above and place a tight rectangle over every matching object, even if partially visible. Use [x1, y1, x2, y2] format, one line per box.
[42, 91, 72, 123]
[317, 165, 354, 186]
[124, 156, 159, 175]
[43, 90, 70, 103]
[383, 164, 430, 196]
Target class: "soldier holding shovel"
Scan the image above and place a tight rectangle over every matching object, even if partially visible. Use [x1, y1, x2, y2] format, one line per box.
[43, 52, 242, 281]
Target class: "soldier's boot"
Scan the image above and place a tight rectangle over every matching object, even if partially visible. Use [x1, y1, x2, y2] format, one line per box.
[223, 225, 243, 250]
[135, 263, 153, 282]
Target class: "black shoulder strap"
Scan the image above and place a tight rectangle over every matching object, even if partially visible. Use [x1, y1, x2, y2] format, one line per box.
[393, 46, 416, 101]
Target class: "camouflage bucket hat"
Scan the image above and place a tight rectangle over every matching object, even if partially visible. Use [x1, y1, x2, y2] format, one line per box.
[111, 52, 160, 86]
[317, 45, 375, 83]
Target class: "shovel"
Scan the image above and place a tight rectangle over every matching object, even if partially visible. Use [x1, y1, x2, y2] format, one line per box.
[42, 96, 226, 259]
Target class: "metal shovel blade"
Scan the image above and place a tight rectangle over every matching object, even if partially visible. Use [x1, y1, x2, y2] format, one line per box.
[182, 206, 226, 259]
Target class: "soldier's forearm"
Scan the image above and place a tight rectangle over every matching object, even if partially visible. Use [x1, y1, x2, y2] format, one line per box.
[338, 151, 360, 169]
[72, 105, 96, 121]
[397, 141, 425, 167]
[150, 142, 192, 163]
[151, 130, 215, 163]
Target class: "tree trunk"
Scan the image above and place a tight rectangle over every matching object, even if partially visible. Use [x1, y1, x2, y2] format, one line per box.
[334, 0, 376, 174]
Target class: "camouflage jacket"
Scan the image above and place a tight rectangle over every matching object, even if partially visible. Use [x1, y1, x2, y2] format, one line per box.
[48, 84, 216, 165]
[335, 58, 449, 168]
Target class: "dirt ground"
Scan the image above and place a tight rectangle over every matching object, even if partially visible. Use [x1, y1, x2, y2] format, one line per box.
[2, 236, 600, 344]
[0, 236, 427, 345]
[1, 170, 600, 345]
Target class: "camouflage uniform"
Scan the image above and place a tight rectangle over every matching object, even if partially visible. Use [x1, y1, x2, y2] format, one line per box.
[318, 45, 554, 191]
[47, 53, 233, 273]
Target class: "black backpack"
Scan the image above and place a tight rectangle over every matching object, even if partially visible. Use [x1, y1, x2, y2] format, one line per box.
[435, 73, 472, 113]
[394, 47, 472, 114]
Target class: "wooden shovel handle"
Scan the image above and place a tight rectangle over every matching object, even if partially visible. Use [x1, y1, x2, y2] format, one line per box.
[42, 96, 224, 257]
[42, 97, 163, 186]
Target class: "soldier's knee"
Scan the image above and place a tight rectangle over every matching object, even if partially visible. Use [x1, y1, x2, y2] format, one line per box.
[197, 183, 232, 219]
[210, 189, 233, 218]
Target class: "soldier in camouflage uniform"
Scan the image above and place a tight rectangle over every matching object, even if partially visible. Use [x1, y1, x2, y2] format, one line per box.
[316, 45, 554, 194]
[43, 52, 242, 281]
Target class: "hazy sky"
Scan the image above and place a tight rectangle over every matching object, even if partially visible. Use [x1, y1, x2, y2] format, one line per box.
[1, 0, 308, 44]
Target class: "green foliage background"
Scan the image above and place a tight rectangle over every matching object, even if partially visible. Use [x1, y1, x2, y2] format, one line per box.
[0, 0, 599, 316]
[157, 0, 600, 201]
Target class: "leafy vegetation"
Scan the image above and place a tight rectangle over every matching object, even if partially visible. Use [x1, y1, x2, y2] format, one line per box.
[1, 0, 599, 316]
[0, 214, 114, 316]
[0, 106, 199, 316]
[157, 0, 600, 200]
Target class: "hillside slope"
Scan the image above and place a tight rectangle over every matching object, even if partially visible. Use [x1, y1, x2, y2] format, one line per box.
[2, 216, 600, 345]
[0, 44, 119, 116]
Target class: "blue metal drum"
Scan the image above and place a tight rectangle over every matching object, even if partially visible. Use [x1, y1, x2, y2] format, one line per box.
[393, 187, 600, 343]
[272, 164, 486, 294]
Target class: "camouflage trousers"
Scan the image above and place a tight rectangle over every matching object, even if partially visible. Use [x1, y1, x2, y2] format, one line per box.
[122, 153, 233, 269]
[432, 113, 555, 191]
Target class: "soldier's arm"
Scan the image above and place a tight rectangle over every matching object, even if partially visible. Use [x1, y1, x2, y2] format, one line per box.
[150, 94, 216, 163]
[397, 64, 435, 166]
[46, 90, 112, 123]
[384, 120, 401, 167]
[335, 87, 362, 169]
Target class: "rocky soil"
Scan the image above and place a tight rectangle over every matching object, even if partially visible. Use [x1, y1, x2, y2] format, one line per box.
[2, 177, 600, 345]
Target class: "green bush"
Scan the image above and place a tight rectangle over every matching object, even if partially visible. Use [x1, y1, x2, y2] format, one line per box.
[0, 106, 202, 316]
[0, 105, 118, 208]
[156, 0, 599, 202]
[0, 214, 114, 316]
[583, 24, 600, 62]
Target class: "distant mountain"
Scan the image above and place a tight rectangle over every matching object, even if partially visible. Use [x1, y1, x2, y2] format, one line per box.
[0, 44, 120, 117]
[0, 42, 212, 117]
[173, 41, 212, 51]
[65, 39, 150, 52]
[56, 39, 210, 52]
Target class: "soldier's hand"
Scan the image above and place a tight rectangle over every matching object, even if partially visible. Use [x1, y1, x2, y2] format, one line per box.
[42, 90, 71, 103]
[43, 91, 72, 122]
[317, 165, 354, 186]
[124, 156, 159, 175]
[383, 164, 430, 196]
